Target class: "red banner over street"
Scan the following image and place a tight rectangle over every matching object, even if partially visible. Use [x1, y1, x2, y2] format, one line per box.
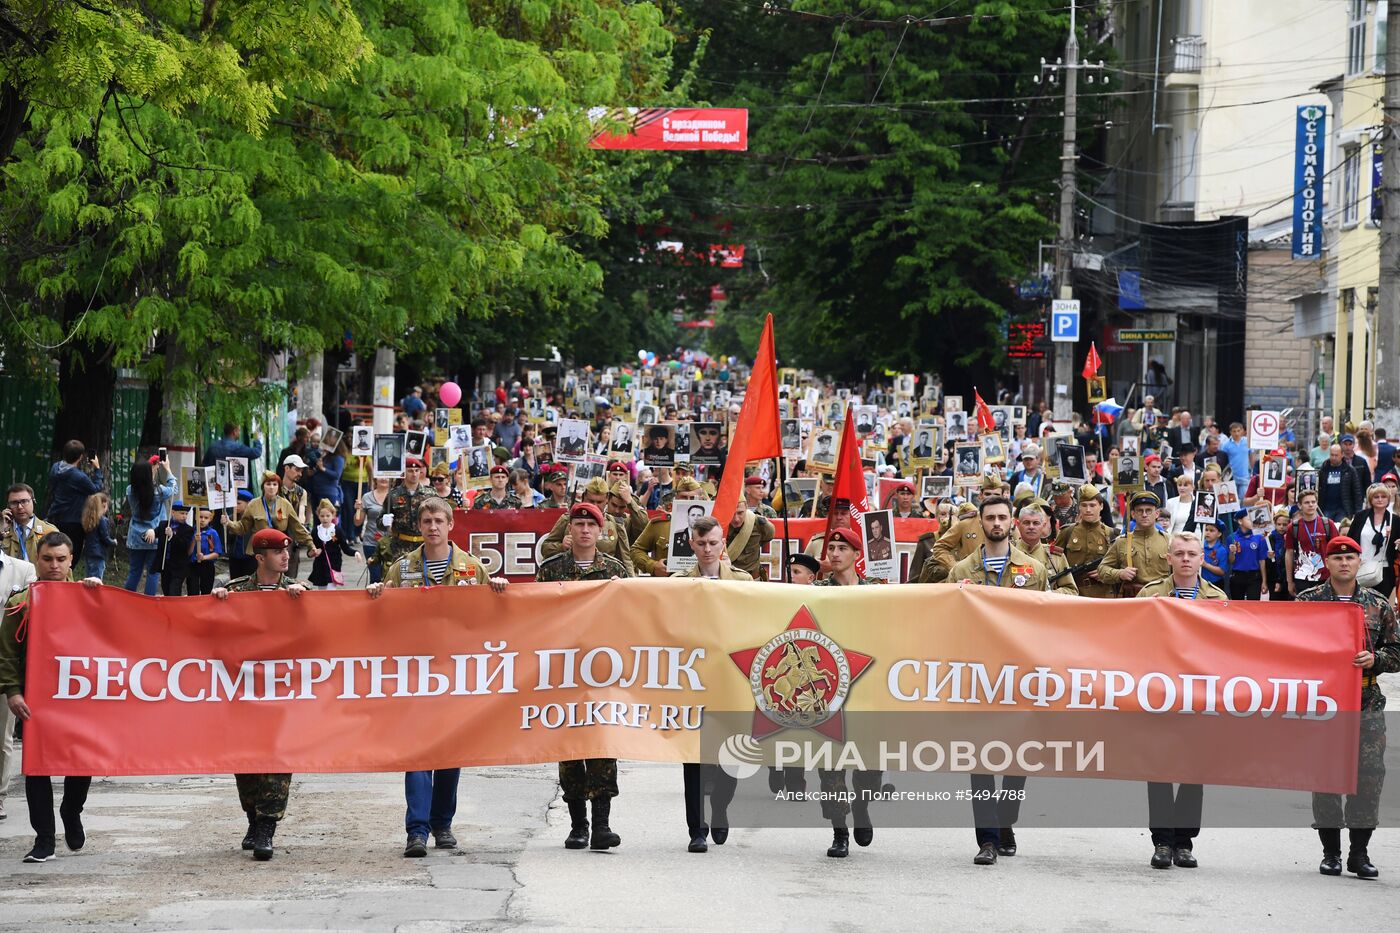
[590, 108, 748, 151]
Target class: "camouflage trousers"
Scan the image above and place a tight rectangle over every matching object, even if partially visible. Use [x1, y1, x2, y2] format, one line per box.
[1312, 712, 1386, 829]
[236, 772, 292, 821]
[818, 769, 883, 822]
[559, 759, 618, 802]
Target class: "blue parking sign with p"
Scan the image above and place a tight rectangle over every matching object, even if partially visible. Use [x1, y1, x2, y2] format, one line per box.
[1050, 300, 1080, 342]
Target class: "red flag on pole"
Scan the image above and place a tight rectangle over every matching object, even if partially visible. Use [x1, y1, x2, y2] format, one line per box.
[713, 314, 782, 528]
[1082, 342, 1103, 380]
[973, 389, 996, 434]
[820, 407, 871, 572]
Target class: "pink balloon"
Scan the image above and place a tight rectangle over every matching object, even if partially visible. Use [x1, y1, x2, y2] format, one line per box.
[439, 381, 462, 408]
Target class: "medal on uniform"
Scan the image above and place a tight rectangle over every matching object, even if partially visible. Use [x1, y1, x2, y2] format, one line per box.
[1014, 574, 1027, 587]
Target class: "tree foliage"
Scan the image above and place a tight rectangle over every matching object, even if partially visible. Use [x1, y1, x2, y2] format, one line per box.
[0, 0, 674, 429]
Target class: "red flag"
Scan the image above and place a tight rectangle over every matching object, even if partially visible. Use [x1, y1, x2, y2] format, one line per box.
[713, 314, 782, 527]
[1082, 342, 1102, 380]
[973, 389, 996, 434]
[820, 407, 871, 572]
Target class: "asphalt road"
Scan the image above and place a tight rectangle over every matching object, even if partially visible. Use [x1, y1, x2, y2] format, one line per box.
[1, 756, 1396, 932]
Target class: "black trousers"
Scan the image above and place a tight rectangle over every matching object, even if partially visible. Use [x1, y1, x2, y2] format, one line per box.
[161, 566, 190, 597]
[1228, 570, 1261, 600]
[682, 764, 737, 836]
[188, 562, 217, 595]
[970, 773, 1028, 844]
[1148, 782, 1202, 849]
[26, 775, 91, 839]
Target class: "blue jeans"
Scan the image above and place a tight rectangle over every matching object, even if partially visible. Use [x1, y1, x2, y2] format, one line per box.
[339, 480, 361, 543]
[84, 557, 106, 581]
[124, 549, 161, 595]
[405, 769, 460, 837]
[365, 541, 382, 584]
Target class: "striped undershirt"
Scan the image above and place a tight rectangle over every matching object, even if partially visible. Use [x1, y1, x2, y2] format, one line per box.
[981, 555, 1009, 574]
[423, 558, 450, 584]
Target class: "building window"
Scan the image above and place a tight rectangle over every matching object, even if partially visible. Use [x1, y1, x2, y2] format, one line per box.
[1343, 145, 1362, 227]
[1349, 0, 1368, 75]
[1377, 2, 1389, 73]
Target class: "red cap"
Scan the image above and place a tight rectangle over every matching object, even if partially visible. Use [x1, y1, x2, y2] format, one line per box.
[405, 456, 425, 469]
[744, 475, 766, 486]
[607, 461, 630, 472]
[1323, 536, 1362, 558]
[569, 502, 604, 525]
[828, 527, 862, 549]
[1383, 472, 1398, 483]
[490, 465, 509, 476]
[894, 481, 915, 493]
[1143, 454, 1161, 465]
[250, 528, 291, 552]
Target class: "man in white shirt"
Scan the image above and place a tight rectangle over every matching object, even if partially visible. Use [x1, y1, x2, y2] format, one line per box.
[0, 552, 36, 821]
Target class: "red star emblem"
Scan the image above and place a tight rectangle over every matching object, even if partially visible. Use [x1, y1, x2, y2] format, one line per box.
[729, 605, 874, 741]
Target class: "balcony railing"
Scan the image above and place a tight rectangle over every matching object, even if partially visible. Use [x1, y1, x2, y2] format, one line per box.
[1170, 35, 1204, 74]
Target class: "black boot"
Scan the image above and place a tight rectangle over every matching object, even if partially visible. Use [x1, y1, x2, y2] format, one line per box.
[1318, 828, 1342, 876]
[827, 827, 849, 858]
[251, 817, 276, 862]
[564, 800, 589, 850]
[1347, 828, 1378, 879]
[996, 826, 1017, 857]
[59, 803, 85, 852]
[589, 797, 620, 850]
[242, 812, 257, 852]
[852, 802, 873, 847]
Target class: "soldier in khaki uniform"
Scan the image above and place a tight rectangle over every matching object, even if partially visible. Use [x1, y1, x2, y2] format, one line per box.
[539, 464, 570, 508]
[539, 477, 634, 575]
[210, 528, 308, 861]
[946, 496, 1046, 866]
[222, 471, 319, 561]
[367, 497, 507, 859]
[920, 477, 1001, 582]
[1098, 491, 1170, 598]
[1134, 530, 1226, 871]
[606, 480, 651, 544]
[1015, 498, 1077, 595]
[910, 501, 974, 581]
[630, 477, 705, 576]
[1053, 485, 1116, 597]
[725, 497, 775, 578]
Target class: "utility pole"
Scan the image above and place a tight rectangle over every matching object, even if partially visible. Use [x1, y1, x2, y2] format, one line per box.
[1051, 3, 1079, 421]
[1375, 7, 1400, 435]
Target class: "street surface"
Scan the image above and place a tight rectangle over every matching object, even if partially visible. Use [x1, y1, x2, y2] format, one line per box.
[2, 755, 1396, 931]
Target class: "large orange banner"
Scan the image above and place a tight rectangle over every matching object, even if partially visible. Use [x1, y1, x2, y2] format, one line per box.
[23, 581, 1364, 791]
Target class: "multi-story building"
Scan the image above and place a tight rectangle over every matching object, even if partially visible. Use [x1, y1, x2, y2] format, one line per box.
[1080, 0, 1346, 425]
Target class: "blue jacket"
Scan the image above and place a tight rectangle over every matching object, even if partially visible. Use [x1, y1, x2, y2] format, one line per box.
[306, 453, 345, 505]
[203, 434, 264, 467]
[47, 461, 104, 524]
[1375, 442, 1397, 483]
[82, 515, 116, 560]
[125, 475, 179, 550]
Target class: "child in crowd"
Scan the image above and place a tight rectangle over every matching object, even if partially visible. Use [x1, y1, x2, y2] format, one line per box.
[189, 506, 223, 595]
[80, 492, 116, 581]
[308, 499, 356, 590]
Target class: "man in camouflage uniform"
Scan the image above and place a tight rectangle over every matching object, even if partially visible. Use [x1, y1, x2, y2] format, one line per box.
[368, 497, 508, 858]
[536, 502, 630, 852]
[427, 462, 465, 508]
[947, 495, 1048, 866]
[810, 527, 879, 860]
[1048, 481, 1079, 528]
[889, 481, 927, 518]
[1097, 491, 1170, 598]
[540, 477, 634, 575]
[630, 477, 705, 577]
[539, 464, 570, 508]
[743, 475, 779, 519]
[385, 457, 431, 562]
[473, 465, 522, 510]
[1298, 535, 1400, 880]
[1054, 485, 1117, 597]
[1135, 530, 1226, 870]
[211, 528, 307, 861]
[1015, 498, 1076, 595]
[277, 454, 311, 578]
[0, 531, 101, 864]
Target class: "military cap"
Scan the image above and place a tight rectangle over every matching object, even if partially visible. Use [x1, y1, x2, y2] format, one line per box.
[957, 501, 978, 517]
[1129, 491, 1161, 510]
[1324, 537, 1362, 558]
[893, 480, 915, 493]
[237, 489, 255, 501]
[828, 527, 862, 549]
[607, 481, 632, 499]
[250, 528, 291, 551]
[569, 502, 604, 525]
[744, 475, 767, 487]
[405, 456, 425, 469]
[171, 501, 189, 511]
[607, 460, 631, 472]
[789, 553, 821, 574]
[260, 470, 281, 485]
[980, 473, 1002, 492]
[1077, 483, 1101, 502]
[430, 462, 451, 477]
[490, 464, 509, 476]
